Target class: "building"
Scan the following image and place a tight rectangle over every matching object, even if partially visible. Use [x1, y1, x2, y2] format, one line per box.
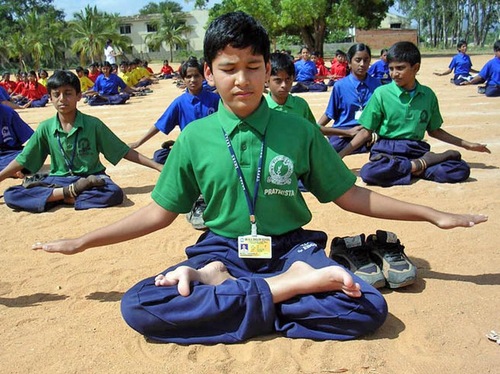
[118, 9, 209, 60]
[355, 13, 418, 50]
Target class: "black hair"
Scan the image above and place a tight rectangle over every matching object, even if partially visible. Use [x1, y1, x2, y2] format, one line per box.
[380, 48, 388, 55]
[106, 39, 112, 45]
[203, 11, 270, 69]
[270, 52, 295, 77]
[346, 43, 371, 63]
[457, 40, 467, 50]
[180, 57, 203, 78]
[75, 66, 84, 73]
[494, 40, 500, 52]
[46, 70, 81, 94]
[387, 41, 421, 66]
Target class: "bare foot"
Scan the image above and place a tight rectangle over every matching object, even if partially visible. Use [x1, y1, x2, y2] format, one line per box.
[265, 261, 362, 303]
[155, 261, 235, 296]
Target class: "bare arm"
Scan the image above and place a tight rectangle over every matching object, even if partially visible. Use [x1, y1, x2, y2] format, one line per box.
[461, 74, 484, 85]
[0, 159, 25, 183]
[123, 148, 163, 171]
[338, 128, 372, 158]
[32, 202, 178, 254]
[334, 184, 487, 229]
[128, 126, 160, 149]
[428, 128, 490, 153]
[433, 68, 452, 76]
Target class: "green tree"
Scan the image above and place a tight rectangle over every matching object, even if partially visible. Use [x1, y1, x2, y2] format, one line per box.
[69, 5, 131, 65]
[139, 1, 183, 15]
[144, 10, 194, 61]
[209, 0, 392, 55]
[396, 0, 499, 47]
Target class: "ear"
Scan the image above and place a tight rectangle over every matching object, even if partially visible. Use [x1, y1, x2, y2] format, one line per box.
[204, 64, 215, 87]
[76, 92, 82, 101]
[265, 61, 271, 81]
[413, 62, 421, 74]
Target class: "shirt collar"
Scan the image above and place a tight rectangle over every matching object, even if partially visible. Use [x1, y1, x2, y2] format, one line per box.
[390, 80, 424, 98]
[52, 110, 83, 136]
[217, 97, 269, 136]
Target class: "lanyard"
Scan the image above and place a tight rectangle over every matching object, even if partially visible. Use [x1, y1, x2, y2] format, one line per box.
[356, 82, 368, 109]
[56, 130, 79, 175]
[222, 128, 265, 236]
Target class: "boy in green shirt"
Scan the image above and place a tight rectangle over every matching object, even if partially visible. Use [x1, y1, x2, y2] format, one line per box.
[33, 13, 486, 345]
[339, 41, 490, 187]
[265, 52, 316, 124]
[0, 70, 162, 212]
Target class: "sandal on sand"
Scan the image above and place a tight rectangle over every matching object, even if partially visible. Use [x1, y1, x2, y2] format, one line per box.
[22, 174, 49, 188]
[486, 330, 500, 345]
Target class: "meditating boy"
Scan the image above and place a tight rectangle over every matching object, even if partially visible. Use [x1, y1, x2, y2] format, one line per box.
[0, 70, 162, 213]
[339, 41, 490, 187]
[33, 13, 487, 345]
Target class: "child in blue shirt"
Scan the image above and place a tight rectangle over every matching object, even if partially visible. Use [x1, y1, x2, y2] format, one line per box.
[291, 46, 327, 93]
[368, 48, 391, 84]
[317, 43, 380, 153]
[461, 40, 500, 97]
[0, 103, 34, 172]
[129, 57, 220, 164]
[434, 40, 479, 85]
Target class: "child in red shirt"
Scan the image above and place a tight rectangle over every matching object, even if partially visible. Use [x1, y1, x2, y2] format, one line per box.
[329, 50, 348, 85]
[11, 70, 49, 108]
[159, 59, 175, 79]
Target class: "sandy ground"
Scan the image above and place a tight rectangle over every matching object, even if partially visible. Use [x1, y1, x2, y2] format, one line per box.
[1, 56, 499, 374]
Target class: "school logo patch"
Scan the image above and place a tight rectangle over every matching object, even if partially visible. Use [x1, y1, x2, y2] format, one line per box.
[419, 110, 429, 123]
[267, 155, 293, 186]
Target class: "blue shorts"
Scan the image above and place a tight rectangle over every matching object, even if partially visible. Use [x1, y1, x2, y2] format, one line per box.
[360, 139, 470, 186]
[3, 174, 123, 212]
[121, 229, 388, 344]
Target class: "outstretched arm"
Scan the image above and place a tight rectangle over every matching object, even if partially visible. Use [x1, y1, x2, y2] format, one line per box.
[32, 202, 178, 254]
[334, 184, 487, 229]
[433, 68, 452, 76]
[123, 148, 163, 171]
[128, 126, 160, 149]
[428, 128, 491, 153]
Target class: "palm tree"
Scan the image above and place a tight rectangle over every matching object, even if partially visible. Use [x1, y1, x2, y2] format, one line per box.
[5, 32, 27, 71]
[145, 10, 193, 62]
[18, 10, 63, 71]
[70, 5, 131, 65]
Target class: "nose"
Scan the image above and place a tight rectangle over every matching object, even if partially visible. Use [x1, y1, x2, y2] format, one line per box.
[234, 70, 249, 87]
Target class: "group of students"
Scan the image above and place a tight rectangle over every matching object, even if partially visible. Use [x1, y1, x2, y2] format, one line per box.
[434, 39, 500, 97]
[0, 69, 50, 109]
[0, 11, 493, 346]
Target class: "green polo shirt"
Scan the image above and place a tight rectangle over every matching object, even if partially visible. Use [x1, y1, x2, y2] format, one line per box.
[265, 92, 317, 125]
[17, 110, 130, 176]
[359, 80, 443, 140]
[152, 99, 356, 238]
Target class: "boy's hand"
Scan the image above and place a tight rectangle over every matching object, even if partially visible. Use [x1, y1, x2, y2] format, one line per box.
[32, 239, 84, 255]
[463, 141, 491, 153]
[433, 212, 488, 229]
[128, 141, 141, 149]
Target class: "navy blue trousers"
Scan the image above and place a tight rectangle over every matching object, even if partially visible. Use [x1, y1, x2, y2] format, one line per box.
[121, 229, 388, 344]
[3, 174, 123, 212]
[290, 81, 328, 93]
[329, 135, 370, 155]
[360, 139, 470, 187]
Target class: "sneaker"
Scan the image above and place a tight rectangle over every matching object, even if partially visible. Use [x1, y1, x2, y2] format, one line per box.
[366, 230, 416, 289]
[330, 234, 386, 288]
[478, 86, 486, 94]
[186, 196, 207, 230]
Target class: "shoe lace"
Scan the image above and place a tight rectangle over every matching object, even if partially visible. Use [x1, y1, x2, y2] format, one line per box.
[346, 246, 372, 267]
[381, 242, 406, 262]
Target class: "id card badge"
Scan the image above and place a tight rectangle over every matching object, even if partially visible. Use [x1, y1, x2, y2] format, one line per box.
[355, 109, 363, 120]
[238, 235, 272, 259]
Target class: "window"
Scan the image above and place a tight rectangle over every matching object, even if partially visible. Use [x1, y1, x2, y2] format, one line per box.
[120, 24, 131, 34]
[390, 23, 402, 29]
[147, 24, 157, 32]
